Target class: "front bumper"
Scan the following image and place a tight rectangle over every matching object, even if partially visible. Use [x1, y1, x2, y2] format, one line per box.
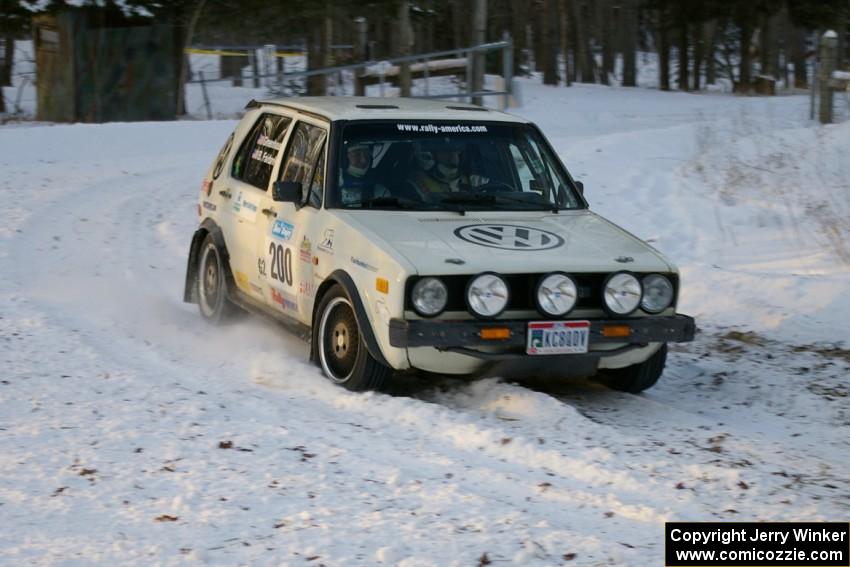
[389, 314, 695, 360]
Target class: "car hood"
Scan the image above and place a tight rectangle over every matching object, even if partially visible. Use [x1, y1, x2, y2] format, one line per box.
[337, 210, 675, 275]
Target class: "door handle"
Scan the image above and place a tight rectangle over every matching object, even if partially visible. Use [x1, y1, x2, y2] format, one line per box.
[261, 208, 277, 218]
[219, 189, 232, 199]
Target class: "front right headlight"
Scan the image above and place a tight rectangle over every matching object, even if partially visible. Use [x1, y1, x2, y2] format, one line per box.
[603, 272, 642, 316]
[640, 274, 674, 313]
[411, 277, 448, 317]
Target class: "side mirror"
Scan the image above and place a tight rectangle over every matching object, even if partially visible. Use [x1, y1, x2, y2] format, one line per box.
[574, 180, 584, 195]
[272, 180, 302, 203]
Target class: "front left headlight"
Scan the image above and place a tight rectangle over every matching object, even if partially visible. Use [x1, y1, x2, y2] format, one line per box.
[411, 277, 448, 317]
[640, 274, 674, 313]
[603, 272, 642, 315]
[466, 273, 509, 318]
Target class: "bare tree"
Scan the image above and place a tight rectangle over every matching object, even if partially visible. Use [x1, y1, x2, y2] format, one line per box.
[677, 21, 688, 90]
[600, 0, 614, 85]
[621, 0, 638, 87]
[398, 0, 413, 96]
[790, 26, 807, 88]
[559, 0, 572, 85]
[657, 10, 671, 91]
[576, 0, 595, 82]
[542, 0, 559, 84]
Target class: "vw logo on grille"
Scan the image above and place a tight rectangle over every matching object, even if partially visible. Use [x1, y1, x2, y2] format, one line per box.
[454, 224, 564, 251]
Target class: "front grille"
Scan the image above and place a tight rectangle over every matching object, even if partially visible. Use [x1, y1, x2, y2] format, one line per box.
[405, 272, 679, 316]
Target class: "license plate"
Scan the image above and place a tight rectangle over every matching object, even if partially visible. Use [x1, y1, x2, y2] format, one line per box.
[527, 321, 590, 355]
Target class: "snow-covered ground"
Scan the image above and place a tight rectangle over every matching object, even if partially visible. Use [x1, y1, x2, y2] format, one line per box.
[2, 52, 849, 566]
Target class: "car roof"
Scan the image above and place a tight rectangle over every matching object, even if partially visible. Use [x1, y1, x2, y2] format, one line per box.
[249, 96, 529, 124]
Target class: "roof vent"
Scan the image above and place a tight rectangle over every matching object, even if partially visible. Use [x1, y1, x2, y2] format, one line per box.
[356, 104, 399, 109]
[445, 105, 489, 111]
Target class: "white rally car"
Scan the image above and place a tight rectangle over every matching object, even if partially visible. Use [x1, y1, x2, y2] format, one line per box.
[184, 97, 694, 392]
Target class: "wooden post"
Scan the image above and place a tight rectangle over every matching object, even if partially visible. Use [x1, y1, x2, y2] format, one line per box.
[398, 1, 413, 97]
[819, 30, 838, 124]
[502, 31, 513, 108]
[199, 71, 212, 120]
[471, 0, 487, 104]
[354, 16, 368, 96]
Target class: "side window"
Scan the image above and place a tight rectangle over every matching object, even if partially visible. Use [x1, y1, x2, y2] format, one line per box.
[231, 113, 292, 189]
[212, 133, 234, 179]
[307, 150, 326, 208]
[279, 121, 327, 205]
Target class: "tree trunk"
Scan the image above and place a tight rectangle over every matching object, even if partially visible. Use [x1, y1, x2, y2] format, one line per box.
[705, 19, 717, 85]
[677, 22, 688, 90]
[738, 21, 753, 93]
[1, 35, 13, 87]
[510, 0, 529, 75]
[471, 0, 487, 102]
[532, 0, 544, 72]
[559, 0, 571, 85]
[621, 0, 638, 87]
[658, 15, 670, 91]
[398, 0, 412, 97]
[568, 0, 579, 82]
[600, 0, 613, 85]
[692, 23, 703, 90]
[576, 1, 595, 82]
[759, 11, 777, 79]
[791, 27, 807, 89]
[452, 0, 467, 48]
[307, 28, 325, 95]
[542, 0, 558, 84]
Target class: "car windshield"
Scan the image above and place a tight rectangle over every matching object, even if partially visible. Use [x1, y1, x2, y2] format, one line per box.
[330, 121, 584, 212]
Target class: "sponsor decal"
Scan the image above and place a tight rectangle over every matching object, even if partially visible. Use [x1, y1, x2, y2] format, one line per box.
[299, 236, 312, 263]
[250, 147, 276, 165]
[202, 179, 213, 196]
[233, 191, 260, 222]
[257, 134, 282, 151]
[271, 219, 294, 241]
[249, 283, 263, 295]
[202, 201, 217, 212]
[615, 256, 634, 263]
[234, 270, 250, 292]
[454, 224, 564, 251]
[298, 281, 316, 297]
[271, 288, 298, 312]
[257, 257, 267, 277]
[396, 123, 488, 133]
[318, 229, 335, 254]
[351, 256, 378, 272]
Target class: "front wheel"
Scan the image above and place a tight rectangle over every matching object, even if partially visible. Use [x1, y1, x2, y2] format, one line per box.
[315, 285, 391, 391]
[197, 235, 240, 324]
[599, 343, 667, 393]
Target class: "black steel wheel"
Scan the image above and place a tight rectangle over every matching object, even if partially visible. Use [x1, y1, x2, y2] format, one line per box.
[315, 285, 391, 391]
[197, 235, 239, 324]
[599, 343, 668, 393]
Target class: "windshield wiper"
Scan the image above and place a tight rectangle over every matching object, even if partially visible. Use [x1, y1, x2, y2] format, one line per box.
[439, 193, 558, 212]
[356, 196, 421, 209]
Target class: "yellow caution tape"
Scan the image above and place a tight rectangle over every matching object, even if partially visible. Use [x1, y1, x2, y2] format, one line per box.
[185, 48, 305, 57]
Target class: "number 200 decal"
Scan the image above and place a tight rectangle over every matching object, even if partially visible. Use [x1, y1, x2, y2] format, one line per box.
[268, 243, 293, 287]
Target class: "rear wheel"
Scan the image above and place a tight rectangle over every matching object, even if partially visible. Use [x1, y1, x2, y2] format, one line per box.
[197, 235, 240, 324]
[600, 343, 667, 393]
[315, 285, 391, 391]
